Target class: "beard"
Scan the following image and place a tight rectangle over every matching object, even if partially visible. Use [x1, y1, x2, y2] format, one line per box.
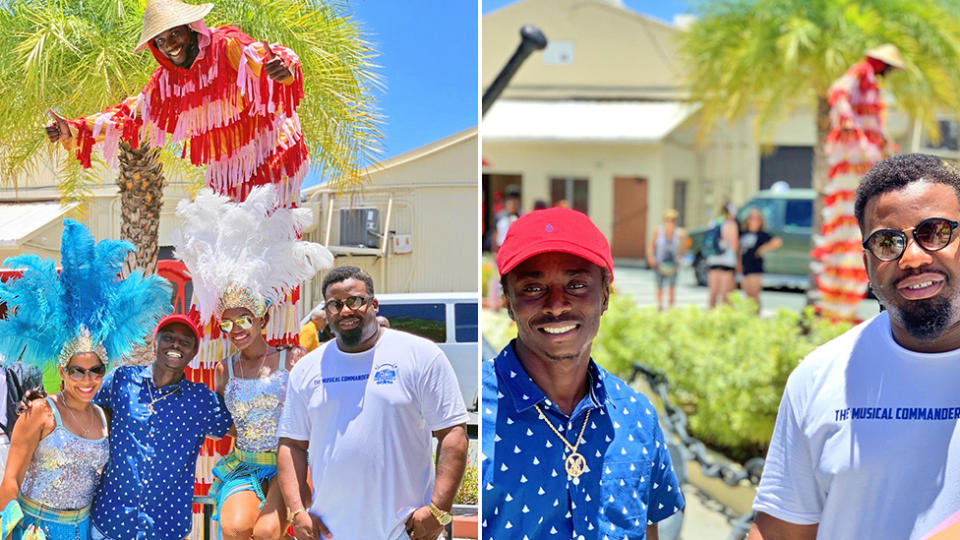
[883, 295, 954, 340]
[333, 316, 365, 347]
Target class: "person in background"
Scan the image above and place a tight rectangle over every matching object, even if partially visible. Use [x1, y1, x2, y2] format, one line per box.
[647, 208, 687, 310]
[0, 358, 42, 473]
[299, 305, 333, 353]
[739, 208, 782, 312]
[706, 203, 740, 308]
[487, 185, 523, 310]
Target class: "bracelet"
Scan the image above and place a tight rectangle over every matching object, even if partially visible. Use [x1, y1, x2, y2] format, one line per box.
[290, 508, 305, 520]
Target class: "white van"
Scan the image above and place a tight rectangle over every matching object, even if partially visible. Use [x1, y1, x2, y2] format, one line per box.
[302, 292, 479, 424]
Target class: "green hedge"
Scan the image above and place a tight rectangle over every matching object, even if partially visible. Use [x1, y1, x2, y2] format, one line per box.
[483, 293, 851, 460]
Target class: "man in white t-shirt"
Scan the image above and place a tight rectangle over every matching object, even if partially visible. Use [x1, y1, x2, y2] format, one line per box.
[277, 266, 470, 540]
[751, 153, 960, 539]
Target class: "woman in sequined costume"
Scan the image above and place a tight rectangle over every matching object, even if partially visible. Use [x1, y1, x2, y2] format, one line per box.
[0, 353, 110, 540]
[170, 185, 332, 540]
[210, 306, 305, 540]
[0, 219, 172, 540]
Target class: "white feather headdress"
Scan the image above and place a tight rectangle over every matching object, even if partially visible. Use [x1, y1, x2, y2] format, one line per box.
[172, 186, 334, 322]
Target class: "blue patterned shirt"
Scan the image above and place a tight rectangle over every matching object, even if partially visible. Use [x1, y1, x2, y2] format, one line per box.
[92, 365, 232, 540]
[481, 342, 684, 540]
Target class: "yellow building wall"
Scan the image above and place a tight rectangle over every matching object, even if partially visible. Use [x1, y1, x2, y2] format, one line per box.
[483, 0, 684, 99]
[302, 129, 478, 305]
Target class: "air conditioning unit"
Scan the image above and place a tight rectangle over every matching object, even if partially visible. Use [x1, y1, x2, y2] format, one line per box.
[339, 208, 381, 248]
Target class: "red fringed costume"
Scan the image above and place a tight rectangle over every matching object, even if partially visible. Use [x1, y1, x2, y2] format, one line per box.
[62, 22, 308, 205]
[813, 59, 896, 322]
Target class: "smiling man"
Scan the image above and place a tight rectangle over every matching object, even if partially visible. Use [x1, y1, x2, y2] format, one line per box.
[481, 208, 683, 540]
[751, 153, 960, 540]
[277, 266, 469, 540]
[90, 313, 232, 540]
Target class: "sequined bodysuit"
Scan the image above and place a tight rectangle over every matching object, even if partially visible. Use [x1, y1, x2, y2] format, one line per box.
[20, 397, 109, 510]
[224, 349, 288, 453]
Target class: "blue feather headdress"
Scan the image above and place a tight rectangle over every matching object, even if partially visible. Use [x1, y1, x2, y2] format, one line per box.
[0, 219, 173, 368]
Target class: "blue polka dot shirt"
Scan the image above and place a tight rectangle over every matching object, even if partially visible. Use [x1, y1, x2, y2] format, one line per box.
[92, 365, 232, 540]
[481, 342, 684, 540]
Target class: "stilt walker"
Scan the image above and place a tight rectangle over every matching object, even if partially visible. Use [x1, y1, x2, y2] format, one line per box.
[814, 44, 904, 321]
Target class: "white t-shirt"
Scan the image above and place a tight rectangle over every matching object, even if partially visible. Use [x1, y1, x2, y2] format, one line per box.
[278, 328, 469, 540]
[754, 311, 960, 539]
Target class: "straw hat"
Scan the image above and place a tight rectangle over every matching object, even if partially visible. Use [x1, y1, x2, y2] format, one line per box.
[865, 44, 905, 70]
[135, 0, 213, 53]
[664, 209, 679, 220]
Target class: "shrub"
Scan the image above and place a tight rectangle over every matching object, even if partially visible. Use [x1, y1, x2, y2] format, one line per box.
[482, 293, 851, 460]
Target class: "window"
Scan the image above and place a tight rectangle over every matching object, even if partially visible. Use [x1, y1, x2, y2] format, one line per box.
[454, 303, 478, 343]
[784, 199, 813, 230]
[377, 303, 446, 343]
[759, 146, 813, 189]
[550, 177, 589, 214]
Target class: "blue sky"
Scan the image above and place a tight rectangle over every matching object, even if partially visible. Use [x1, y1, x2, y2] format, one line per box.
[482, 0, 691, 23]
[303, 1, 479, 188]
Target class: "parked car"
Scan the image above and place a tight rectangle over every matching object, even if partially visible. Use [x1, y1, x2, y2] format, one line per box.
[688, 188, 814, 289]
[302, 292, 480, 423]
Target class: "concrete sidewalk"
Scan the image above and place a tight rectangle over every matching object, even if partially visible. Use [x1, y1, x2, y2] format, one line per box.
[678, 484, 746, 540]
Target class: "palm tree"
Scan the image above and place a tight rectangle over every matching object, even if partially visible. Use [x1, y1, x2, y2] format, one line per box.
[0, 0, 380, 273]
[682, 0, 960, 292]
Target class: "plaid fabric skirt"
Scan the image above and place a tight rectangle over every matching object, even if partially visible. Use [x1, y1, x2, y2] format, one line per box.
[0, 496, 91, 540]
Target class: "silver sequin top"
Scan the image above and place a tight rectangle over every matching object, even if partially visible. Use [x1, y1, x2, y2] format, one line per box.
[224, 350, 288, 453]
[20, 397, 109, 510]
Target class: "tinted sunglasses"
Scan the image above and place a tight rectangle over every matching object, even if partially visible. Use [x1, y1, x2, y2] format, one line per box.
[862, 217, 960, 261]
[66, 364, 106, 381]
[324, 296, 372, 314]
[219, 315, 254, 333]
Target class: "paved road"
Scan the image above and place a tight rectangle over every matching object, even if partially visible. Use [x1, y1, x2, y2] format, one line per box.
[614, 263, 882, 321]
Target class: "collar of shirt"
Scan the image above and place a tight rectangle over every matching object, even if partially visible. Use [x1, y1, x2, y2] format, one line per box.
[481, 342, 685, 539]
[138, 364, 189, 394]
[497, 340, 609, 418]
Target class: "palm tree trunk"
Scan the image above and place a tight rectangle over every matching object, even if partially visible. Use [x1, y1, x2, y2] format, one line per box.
[116, 141, 165, 276]
[116, 141, 166, 365]
[806, 95, 831, 306]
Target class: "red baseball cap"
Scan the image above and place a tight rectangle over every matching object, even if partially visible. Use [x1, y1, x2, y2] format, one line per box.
[154, 313, 202, 343]
[496, 207, 614, 281]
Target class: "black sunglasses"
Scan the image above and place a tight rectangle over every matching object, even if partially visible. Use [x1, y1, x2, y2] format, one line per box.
[324, 296, 372, 314]
[65, 364, 106, 381]
[862, 217, 960, 261]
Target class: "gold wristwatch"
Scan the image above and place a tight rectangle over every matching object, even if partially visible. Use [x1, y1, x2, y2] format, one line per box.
[428, 502, 452, 526]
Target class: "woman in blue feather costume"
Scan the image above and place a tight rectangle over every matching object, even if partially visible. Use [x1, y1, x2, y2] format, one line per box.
[0, 220, 172, 539]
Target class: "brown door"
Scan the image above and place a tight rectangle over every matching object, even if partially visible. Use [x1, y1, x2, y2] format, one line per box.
[612, 177, 647, 258]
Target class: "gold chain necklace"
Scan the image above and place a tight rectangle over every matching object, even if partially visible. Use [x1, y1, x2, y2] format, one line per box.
[533, 404, 591, 478]
[146, 381, 181, 414]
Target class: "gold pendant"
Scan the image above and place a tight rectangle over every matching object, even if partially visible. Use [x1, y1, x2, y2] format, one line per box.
[147, 403, 154, 414]
[565, 451, 587, 477]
